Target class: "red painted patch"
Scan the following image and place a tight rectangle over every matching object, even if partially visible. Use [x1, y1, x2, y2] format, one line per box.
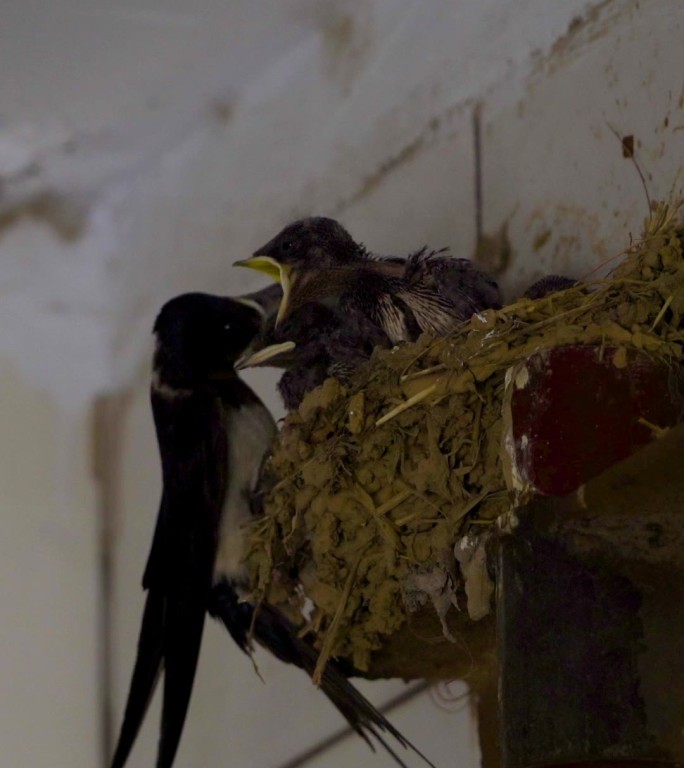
[508, 346, 684, 496]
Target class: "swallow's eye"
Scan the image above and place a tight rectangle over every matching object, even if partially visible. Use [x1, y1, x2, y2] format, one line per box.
[224, 323, 231, 331]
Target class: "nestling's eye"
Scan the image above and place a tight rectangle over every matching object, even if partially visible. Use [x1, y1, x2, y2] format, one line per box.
[281, 240, 294, 252]
[224, 323, 231, 331]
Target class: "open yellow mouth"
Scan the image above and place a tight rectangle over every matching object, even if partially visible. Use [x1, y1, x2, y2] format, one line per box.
[234, 255, 283, 281]
[233, 296, 266, 317]
[275, 272, 291, 327]
[235, 340, 296, 370]
[234, 256, 292, 327]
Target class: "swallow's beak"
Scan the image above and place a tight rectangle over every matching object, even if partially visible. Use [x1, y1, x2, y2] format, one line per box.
[235, 340, 296, 370]
[234, 255, 283, 281]
[234, 284, 283, 319]
[234, 256, 293, 328]
[233, 296, 267, 318]
[274, 271, 292, 327]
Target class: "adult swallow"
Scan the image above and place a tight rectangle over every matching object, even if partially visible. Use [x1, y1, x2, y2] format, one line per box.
[110, 290, 278, 768]
[236, 301, 391, 409]
[111, 287, 434, 768]
[234, 216, 501, 343]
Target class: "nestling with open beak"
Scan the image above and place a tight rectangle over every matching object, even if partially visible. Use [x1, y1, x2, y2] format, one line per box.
[237, 301, 391, 409]
[234, 216, 502, 343]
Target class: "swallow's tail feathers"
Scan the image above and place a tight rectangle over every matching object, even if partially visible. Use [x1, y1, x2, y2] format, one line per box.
[209, 581, 436, 768]
[110, 590, 165, 768]
[155, 588, 208, 768]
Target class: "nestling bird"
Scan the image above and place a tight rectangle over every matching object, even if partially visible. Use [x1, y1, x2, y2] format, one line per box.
[522, 274, 577, 300]
[237, 301, 391, 410]
[234, 216, 502, 343]
[111, 287, 434, 768]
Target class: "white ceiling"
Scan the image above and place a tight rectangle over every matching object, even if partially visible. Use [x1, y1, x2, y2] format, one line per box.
[0, 1, 314, 134]
[3, 0, 679, 410]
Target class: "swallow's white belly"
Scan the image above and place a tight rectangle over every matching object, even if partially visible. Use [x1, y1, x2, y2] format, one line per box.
[213, 400, 276, 585]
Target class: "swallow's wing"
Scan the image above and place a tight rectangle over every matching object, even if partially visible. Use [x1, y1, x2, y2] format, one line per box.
[431, 257, 502, 314]
[400, 248, 502, 334]
[152, 389, 228, 768]
[254, 602, 436, 768]
[209, 582, 435, 768]
[341, 270, 414, 344]
[111, 388, 228, 768]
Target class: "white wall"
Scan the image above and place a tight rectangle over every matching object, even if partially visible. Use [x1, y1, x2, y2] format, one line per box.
[1, 1, 683, 766]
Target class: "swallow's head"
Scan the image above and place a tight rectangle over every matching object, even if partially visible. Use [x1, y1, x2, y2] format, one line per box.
[234, 217, 362, 327]
[153, 293, 263, 385]
[244, 217, 358, 269]
[235, 302, 339, 371]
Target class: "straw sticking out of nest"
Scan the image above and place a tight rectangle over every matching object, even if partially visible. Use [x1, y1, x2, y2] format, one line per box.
[246, 202, 684, 675]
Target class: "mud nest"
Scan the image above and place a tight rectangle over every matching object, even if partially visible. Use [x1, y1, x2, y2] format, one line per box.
[246, 202, 684, 678]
